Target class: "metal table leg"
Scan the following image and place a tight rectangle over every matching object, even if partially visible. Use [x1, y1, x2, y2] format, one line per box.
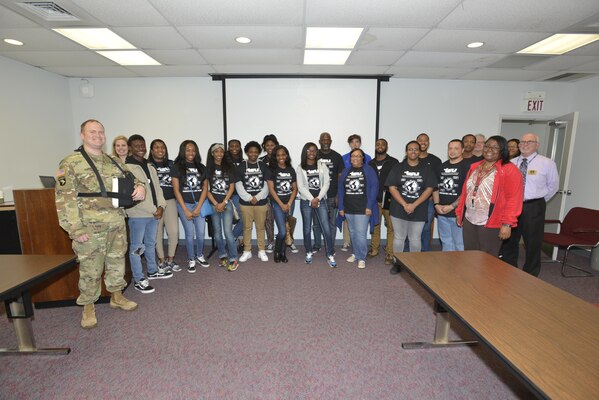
[402, 301, 478, 350]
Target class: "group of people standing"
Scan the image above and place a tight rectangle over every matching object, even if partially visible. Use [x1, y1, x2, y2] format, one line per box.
[56, 119, 558, 329]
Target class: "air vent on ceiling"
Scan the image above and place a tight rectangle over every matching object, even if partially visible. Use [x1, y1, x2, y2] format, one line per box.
[544, 72, 596, 82]
[17, 2, 80, 21]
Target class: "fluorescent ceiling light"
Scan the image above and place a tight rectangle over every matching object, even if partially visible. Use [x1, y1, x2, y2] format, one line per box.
[53, 28, 135, 50]
[303, 50, 351, 65]
[3, 38, 24, 46]
[306, 27, 363, 49]
[97, 50, 160, 66]
[517, 34, 599, 55]
[235, 36, 251, 44]
[467, 41, 484, 49]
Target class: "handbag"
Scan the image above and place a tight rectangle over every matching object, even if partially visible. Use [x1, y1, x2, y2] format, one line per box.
[200, 200, 213, 218]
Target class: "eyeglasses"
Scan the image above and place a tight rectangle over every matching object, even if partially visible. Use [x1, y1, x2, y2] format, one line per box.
[519, 140, 538, 145]
[483, 144, 500, 151]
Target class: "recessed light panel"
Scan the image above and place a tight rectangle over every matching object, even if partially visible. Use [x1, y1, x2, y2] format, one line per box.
[53, 28, 136, 50]
[97, 51, 160, 66]
[467, 42, 484, 49]
[3, 38, 24, 46]
[303, 50, 351, 65]
[518, 34, 599, 55]
[306, 27, 363, 49]
[235, 37, 251, 44]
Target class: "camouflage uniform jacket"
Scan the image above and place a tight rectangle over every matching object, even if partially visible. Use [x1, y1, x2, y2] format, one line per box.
[55, 151, 139, 239]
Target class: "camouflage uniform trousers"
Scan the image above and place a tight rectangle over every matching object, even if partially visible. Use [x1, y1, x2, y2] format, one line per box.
[72, 219, 127, 305]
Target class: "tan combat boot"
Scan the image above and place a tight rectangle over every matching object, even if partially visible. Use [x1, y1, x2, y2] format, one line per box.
[81, 304, 97, 329]
[110, 291, 138, 311]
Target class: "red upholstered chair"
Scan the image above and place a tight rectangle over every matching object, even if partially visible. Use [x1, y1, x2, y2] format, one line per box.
[543, 207, 599, 278]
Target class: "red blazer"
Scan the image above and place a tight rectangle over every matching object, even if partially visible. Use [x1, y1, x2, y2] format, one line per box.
[456, 160, 523, 229]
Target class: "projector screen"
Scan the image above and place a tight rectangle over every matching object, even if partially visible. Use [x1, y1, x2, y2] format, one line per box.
[225, 78, 378, 166]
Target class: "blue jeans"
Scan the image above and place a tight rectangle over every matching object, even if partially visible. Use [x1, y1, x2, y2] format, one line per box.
[436, 215, 464, 251]
[345, 213, 369, 262]
[230, 194, 244, 240]
[128, 217, 159, 283]
[272, 201, 295, 241]
[177, 202, 206, 261]
[420, 199, 435, 251]
[312, 196, 337, 248]
[300, 199, 334, 257]
[210, 203, 238, 261]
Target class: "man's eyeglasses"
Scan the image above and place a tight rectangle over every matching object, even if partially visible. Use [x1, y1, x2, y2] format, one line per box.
[519, 140, 538, 145]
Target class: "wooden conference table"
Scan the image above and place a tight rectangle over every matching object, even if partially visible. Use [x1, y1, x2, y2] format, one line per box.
[396, 250, 599, 400]
[0, 254, 76, 355]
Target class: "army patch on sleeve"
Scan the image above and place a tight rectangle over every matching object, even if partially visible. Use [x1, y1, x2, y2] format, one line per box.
[56, 169, 66, 186]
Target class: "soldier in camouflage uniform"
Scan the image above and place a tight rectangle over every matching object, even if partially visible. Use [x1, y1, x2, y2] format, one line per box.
[55, 119, 146, 329]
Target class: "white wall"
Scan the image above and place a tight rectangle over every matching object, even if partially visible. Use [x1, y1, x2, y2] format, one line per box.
[68, 77, 223, 160]
[380, 79, 575, 160]
[569, 75, 599, 211]
[0, 56, 74, 193]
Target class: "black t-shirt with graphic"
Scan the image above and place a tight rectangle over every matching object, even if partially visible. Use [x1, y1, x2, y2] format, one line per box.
[235, 161, 268, 206]
[266, 166, 296, 204]
[170, 162, 206, 204]
[437, 159, 470, 218]
[304, 166, 322, 198]
[317, 149, 344, 198]
[208, 164, 232, 204]
[152, 159, 175, 200]
[343, 167, 367, 214]
[385, 161, 436, 221]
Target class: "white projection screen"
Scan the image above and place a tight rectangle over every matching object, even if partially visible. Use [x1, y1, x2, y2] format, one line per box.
[225, 78, 378, 166]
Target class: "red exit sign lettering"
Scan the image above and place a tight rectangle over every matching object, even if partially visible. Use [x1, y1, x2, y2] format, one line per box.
[527, 99, 543, 111]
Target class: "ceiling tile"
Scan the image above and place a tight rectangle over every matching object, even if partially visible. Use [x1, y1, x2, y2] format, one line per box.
[199, 49, 301, 65]
[348, 50, 403, 65]
[150, 0, 303, 25]
[42, 66, 138, 78]
[211, 64, 302, 74]
[305, 0, 461, 27]
[439, 0, 599, 32]
[0, 4, 39, 28]
[386, 66, 473, 79]
[125, 65, 216, 77]
[414, 29, 549, 54]
[0, 50, 115, 67]
[114, 27, 191, 50]
[459, 68, 553, 81]
[178, 26, 303, 49]
[300, 64, 389, 75]
[394, 51, 505, 68]
[145, 49, 207, 65]
[358, 28, 430, 51]
[71, 0, 169, 26]
[524, 56, 599, 71]
[569, 59, 599, 72]
[0, 28, 82, 51]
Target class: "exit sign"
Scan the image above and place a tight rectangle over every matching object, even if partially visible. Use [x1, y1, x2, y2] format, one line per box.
[521, 91, 546, 113]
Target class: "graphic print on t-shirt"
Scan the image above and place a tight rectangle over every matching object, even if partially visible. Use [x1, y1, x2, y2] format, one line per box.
[184, 167, 201, 193]
[400, 171, 423, 201]
[155, 165, 172, 187]
[346, 169, 365, 195]
[243, 163, 264, 195]
[211, 166, 229, 196]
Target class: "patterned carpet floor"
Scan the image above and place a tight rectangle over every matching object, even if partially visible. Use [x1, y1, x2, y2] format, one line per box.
[1, 243, 597, 399]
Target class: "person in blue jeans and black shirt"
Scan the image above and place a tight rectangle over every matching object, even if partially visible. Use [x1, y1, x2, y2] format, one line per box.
[125, 134, 172, 294]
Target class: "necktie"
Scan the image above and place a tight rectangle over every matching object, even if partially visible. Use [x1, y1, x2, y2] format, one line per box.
[519, 158, 528, 186]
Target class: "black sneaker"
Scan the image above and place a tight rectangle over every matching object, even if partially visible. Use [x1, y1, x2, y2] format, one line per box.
[188, 259, 196, 273]
[195, 256, 210, 268]
[148, 267, 173, 280]
[390, 265, 401, 274]
[134, 279, 155, 293]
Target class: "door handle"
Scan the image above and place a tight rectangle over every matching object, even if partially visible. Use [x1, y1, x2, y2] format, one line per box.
[566, 190, 572, 195]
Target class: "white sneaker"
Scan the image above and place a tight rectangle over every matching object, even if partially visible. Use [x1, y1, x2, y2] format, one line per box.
[289, 243, 299, 253]
[239, 251, 252, 262]
[346, 254, 356, 263]
[327, 255, 337, 268]
[341, 243, 350, 252]
[305, 252, 313, 264]
[358, 260, 366, 269]
[258, 250, 268, 262]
